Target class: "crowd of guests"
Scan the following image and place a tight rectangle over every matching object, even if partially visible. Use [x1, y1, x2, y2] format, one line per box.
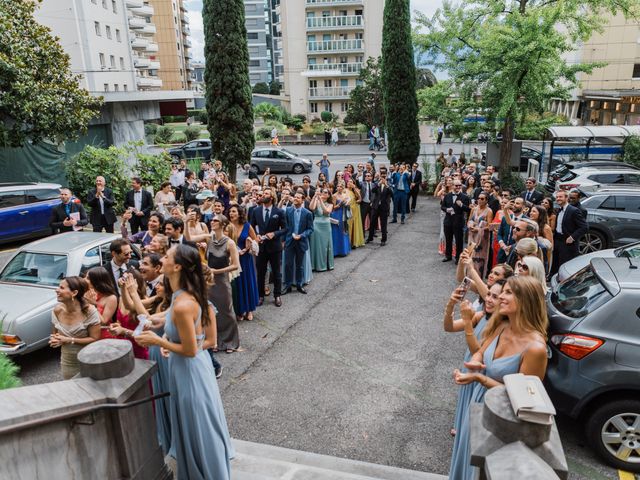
[435, 151, 589, 479]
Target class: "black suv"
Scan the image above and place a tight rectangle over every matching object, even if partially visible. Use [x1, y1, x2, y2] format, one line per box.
[168, 139, 212, 161]
[546, 257, 640, 472]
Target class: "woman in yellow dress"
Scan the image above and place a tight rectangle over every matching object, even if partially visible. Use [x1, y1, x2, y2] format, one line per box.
[346, 179, 365, 248]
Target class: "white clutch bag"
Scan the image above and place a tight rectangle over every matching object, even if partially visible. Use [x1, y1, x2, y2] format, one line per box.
[504, 373, 556, 425]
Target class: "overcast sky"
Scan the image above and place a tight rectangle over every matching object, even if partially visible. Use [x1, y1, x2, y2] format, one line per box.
[183, 0, 444, 62]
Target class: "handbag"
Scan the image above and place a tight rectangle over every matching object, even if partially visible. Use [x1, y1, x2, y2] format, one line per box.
[503, 373, 556, 425]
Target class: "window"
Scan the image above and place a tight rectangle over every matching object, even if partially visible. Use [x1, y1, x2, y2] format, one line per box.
[624, 174, 640, 186]
[114, 84, 119, 92]
[123, 84, 128, 91]
[0, 252, 68, 287]
[324, 102, 332, 112]
[248, 32, 259, 40]
[633, 64, 640, 79]
[110, 55, 115, 68]
[120, 57, 125, 69]
[106, 25, 111, 39]
[0, 190, 24, 209]
[80, 247, 101, 275]
[95, 21, 101, 36]
[341, 102, 349, 112]
[309, 80, 317, 88]
[551, 266, 613, 319]
[116, 29, 121, 42]
[323, 79, 332, 87]
[597, 196, 618, 211]
[111, 0, 117, 13]
[310, 103, 318, 113]
[102, 0, 107, 8]
[104, 83, 109, 92]
[249, 60, 260, 67]
[589, 173, 625, 184]
[25, 189, 59, 204]
[99, 53, 105, 68]
[618, 196, 640, 212]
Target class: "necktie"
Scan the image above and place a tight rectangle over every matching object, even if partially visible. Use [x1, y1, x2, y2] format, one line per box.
[527, 191, 531, 201]
[264, 208, 270, 223]
[119, 266, 126, 279]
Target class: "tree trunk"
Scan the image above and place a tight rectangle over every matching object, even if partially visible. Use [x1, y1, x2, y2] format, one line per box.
[499, 117, 514, 179]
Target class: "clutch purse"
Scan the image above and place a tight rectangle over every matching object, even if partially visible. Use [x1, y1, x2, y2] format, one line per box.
[504, 373, 556, 425]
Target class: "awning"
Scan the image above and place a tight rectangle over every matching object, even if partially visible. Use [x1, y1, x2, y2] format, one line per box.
[546, 125, 640, 140]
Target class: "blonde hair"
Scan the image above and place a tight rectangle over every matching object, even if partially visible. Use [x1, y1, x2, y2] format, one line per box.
[508, 276, 548, 340]
[516, 237, 543, 262]
[521, 257, 548, 294]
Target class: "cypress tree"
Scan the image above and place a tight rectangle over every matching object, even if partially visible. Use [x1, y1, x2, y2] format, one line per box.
[381, 0, 420, 164]
[204, 0, 254, 180]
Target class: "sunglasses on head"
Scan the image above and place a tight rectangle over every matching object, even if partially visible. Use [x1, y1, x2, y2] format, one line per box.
[517, 262, 529, 271]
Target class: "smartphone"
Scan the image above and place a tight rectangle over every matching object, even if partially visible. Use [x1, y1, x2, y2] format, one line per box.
[458, 277, 473, 298]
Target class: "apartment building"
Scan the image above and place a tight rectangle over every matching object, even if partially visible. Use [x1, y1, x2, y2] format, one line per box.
[280, 0, 384, 119]
[148, 0, 193, 91]
[245, 0, 272, 86]
[35, 0, 192, 148]
[549, 13, 640, 126]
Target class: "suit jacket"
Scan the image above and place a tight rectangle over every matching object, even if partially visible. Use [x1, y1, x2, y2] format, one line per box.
[521, 189, 544, 205]
[49, 202, 89, 234]
[441, 192, 471, 226]
[409, 170, 423, 191]
[370, 182, 393, 212]
[284, 206, 314, 252]
[124, 189, 153, 217]
[169, 237, 198, 250]
[391, 171, 410, 192]
[556, 204, 588, 240]
[86, 187, 117, 226]
[249, 205, 286, 253]
[302, 186, 316, 199]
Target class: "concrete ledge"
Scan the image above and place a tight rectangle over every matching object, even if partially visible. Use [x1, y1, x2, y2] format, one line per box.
[232, 439, 447, 480]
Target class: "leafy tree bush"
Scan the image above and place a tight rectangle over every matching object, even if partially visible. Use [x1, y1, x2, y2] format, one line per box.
[252, 82, 270, 94]
[254, 102, 281, 122]
[294, 114, 307, 123]
[269, 81, 281, 95]
[515, 113, 568, 140]
[184, 125, 202, 141]
[144, 123, 159, 136]
[623, 135, 640, 168]
[135, 150, 172, 192]
[256, 127, 272, 140]
[347, 57, 384, 127]
[161, 115, 187, 123]
[500, 173, 526, 194]
[320, 111, 334, 123]
[154, 126, 174, 145]
[197, 111, 208, 124]
[172, 133, 187, 144]
[0, 354, 20, 390]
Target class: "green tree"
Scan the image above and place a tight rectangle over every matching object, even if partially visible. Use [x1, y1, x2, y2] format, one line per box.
[623, 135, 640, 168]
[417, 80, 457, 123]
[269, 80, 281, 95]
[381, 0, 421, 164]
[416, 0, 639, 177]
[346, 57, 384, 127]
[252, 82, 270, 94]
[415, 67, 437, 90]
[0, 1, 102, 147]
[204, 0, 255, 181]
[254, 102, 282, 122]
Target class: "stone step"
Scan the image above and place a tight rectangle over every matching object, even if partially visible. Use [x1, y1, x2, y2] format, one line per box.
[232, 439, 447, 480]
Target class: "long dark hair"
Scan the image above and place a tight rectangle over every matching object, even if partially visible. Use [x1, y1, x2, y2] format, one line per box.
[173, 245, 211, 327]
[87, 266, 117, 297]
[228, 204, 246, 225]
[532, 205, 549, 232]
[64, 276, 91, 314]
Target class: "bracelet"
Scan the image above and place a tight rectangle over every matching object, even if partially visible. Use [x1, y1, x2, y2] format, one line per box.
[465, 331, 475, 336]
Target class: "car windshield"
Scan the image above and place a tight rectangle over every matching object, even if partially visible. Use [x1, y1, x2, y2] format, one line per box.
[551, 266, 613, 319]
[616, 244, 640, 258]
[0, 252, 67, 287]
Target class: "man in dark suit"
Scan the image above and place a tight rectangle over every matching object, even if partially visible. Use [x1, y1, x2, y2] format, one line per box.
[283, 192, 314, 294]
[360, 171, 374, 237]
[520, 177, 544, 205]
[366, 172, 393, 246]
[441, 180, 471, 263]
[300, 176, 316, 202]
[49, 188, 89, 234]
[106, 238, 133, 296]
[86, 176, 117, 233]
[162, 218, 198, 249]
[551, 190, 588, 275]
[407, 162, 423, 212]
[124, 177, 153, 234]
[249, 188, 287, 307]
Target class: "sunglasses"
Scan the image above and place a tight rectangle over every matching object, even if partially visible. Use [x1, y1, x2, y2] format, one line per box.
[454, 184, 462, 187]
[512, 226, 522, 232]
[517, 263, 529, 271]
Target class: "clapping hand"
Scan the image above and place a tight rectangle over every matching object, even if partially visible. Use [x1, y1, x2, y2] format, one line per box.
[463, 359, 486, 371]
[453, 369, 479, 385]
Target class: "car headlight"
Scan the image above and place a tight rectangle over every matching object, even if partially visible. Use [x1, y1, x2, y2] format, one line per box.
[1, 333, 23, 346]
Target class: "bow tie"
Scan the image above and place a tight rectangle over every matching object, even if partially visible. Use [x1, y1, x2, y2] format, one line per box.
[170, 239, 180, 245]
[147, 282, 154, 289]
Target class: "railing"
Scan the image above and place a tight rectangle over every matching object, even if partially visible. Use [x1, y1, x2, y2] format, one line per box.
[307, 39, 363, 52]
[306, 0, 364, 5]
[307, 62, 362, 75]
[131, 4, 153, 16]
[308, 86, 353, 98]
[136, 76, 163, 88]
[306, 15, 363, 30]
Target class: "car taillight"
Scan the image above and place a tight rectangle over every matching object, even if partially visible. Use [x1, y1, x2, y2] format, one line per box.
[550, 334, 604, 360]
[559, 184, 580, 191]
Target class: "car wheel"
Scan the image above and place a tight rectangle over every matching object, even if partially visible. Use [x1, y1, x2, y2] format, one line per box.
[250, 164, 260, 175]
[585, 399, 640, 472]
[292, 164, 304, 174]
[579, 230, 607, 254]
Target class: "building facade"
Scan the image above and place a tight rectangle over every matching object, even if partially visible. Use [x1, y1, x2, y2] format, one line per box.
[549, 13, 640, 126]
[245, 0, 272, 86]
[280, 0, 384, 120]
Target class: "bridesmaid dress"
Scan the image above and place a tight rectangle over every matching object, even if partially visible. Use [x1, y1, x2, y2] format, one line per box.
[449, 333, 523, 480]
[165, 290, 234, 480]
[149, 322, 172, 455]
[235, 222, 259, 316]
[330, 200, 351, 257]
[310, 205, 334, 272]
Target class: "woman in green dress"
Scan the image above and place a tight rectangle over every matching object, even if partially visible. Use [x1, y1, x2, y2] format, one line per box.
[309, 187, 334, 272]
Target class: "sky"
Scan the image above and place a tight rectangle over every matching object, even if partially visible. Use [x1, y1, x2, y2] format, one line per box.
[183, 0, 444, 63]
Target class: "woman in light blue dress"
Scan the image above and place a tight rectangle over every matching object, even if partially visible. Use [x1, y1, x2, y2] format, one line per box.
[448, 276, 549, 480]
[136, 245, 234, 480]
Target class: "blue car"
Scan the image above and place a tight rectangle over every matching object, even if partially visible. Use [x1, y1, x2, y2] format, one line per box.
[0, 183, 63, 244]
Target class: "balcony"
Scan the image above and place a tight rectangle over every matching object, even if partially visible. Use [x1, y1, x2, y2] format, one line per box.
[131, 36, 149, 49]
[306, 15, 363, 30]
[184, 49, 193, 59]
[181, 12, 189, 24]
[125, 0, 143, 7]
[303, 62, 362, 77]
[134, 57, 150, 68]
[308, 86, 353, 99]
[307, 39, 363, 53]
[185, 62, 194, 71]
[136, 76, 163, 88]
[128, 16, 146, 29]
[146, 42, 159, 53]
[141, 24, 156, 35]
[306, 0, 364, 6]
[131, 5, 154, 17]
[183, 38, 192, 48]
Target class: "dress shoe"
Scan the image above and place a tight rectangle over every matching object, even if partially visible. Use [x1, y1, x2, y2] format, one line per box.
[283, 286, 292, 294]
[390, 219, 398, 224]
[366, 239, 372, 244]
[401, 219, 405, 224]
[257, 297, 264, 306]
[381, 241, 386, 246]
[274, 297, 282, 307]
[296, 286, 307, 294]
[442, 257, 452, 262]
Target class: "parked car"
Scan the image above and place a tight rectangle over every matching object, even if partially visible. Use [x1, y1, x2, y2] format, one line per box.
[573, 188, 640, 255]
[250, 147, 313, 174]
[0, 183, 65, 244]
[168, 139, 212, 161]
[0, 232, 141, 356]
[546, 257, 640, 472]
[555, 167, 640, 192]
[552, 241, 640, 286]
[545, 160, 640, 192]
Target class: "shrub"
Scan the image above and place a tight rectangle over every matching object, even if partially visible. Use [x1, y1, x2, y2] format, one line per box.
[154, 126, 174, 144]
[135, 150, 172, 192]
[287, 117, 304, 131]
[294, 113, 306, 123]
[161, 115, 187, 123]
[197, 110, 208, 124]
[66, 145, 131, 210]
[320, 111, 334, 123]
[254, 102, 282, 122]
[500, 173, 526, 194]
[515, 113, 569, 140]
[144, 123, 159, 136]
[252, 82, 270, 94]
[184, 125, 201, 141]
[269, 80, 281, 95]
[0, 354, 20, 390]
[172, 132, 187, 144]
[623, 135, 640, 168]
[256, 127, 272, 140]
